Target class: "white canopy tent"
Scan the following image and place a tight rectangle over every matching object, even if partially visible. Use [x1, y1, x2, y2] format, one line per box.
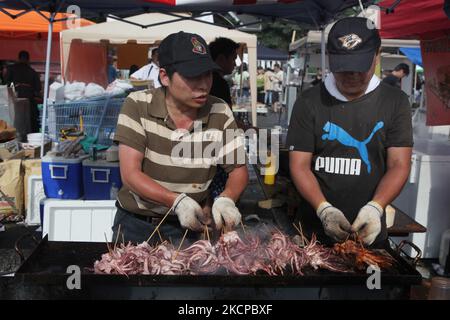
[60, 13, 258, 125]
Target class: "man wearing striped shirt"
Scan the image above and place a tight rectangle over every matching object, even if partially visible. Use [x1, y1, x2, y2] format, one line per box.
[113, 32, 249, 243]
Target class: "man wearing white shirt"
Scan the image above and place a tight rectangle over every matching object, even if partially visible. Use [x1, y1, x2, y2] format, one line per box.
[130, 48, 161, 88]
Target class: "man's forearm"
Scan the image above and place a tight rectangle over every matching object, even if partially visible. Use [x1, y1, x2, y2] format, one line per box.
[220, 166, 249, 202]
[372, 165, 410, 209]
[123, 170, 178, 208]
[291, 169, 326, 211]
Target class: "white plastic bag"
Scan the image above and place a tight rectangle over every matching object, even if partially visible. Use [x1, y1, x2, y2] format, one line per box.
[48, 82, 65, 103]
[84, 83, 105, 98]
[106, 80, 133, 96]
[64, 81, 86, 101]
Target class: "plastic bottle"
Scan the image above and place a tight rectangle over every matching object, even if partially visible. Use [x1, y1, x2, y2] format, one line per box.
[264, 152, 276, 185]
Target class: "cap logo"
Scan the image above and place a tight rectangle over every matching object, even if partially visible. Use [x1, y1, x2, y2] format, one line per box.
[339, 34, 362, 50]
[191, 37, 207, 55]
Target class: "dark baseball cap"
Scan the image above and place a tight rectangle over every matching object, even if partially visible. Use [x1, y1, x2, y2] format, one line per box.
[327, 17, 381, 73]
[159, 31, 220, 77]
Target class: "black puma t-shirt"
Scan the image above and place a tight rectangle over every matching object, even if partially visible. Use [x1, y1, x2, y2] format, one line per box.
[286, 81, 413, 245]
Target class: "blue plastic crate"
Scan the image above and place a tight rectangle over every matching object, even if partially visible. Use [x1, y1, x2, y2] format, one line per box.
[82, 159, 122, 200]
[42, 96, 125, 145]
[42, 155, 85, 199]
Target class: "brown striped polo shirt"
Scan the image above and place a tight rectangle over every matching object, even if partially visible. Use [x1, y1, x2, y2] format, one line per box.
[114, 87, 246, 217]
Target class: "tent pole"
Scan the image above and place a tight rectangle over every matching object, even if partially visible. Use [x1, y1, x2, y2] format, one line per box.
[321, 28, 325, 82]
[40, 17, 54, 158]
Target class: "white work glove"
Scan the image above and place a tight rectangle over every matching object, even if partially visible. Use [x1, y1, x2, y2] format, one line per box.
[352, 201, 383, 246]
[212, 197, 241, 230]
[173, 193, 208, 232]
[316, 202, 353, 242]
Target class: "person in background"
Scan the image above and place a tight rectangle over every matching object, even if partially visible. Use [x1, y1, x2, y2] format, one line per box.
[130, 47, 161, 88]
[263, 67, 274, 107]
[382, 63, 410, 88]
[107, 55, 118, 84]
[271, 63, 284, 110]
[233, 63, 250, 98]
[256, 66, 265, 103]
[129, 64, 139, 78]
[0, 61, 7, 85]
[6, 50, 41, 133]
[209, 37, 239, 107]
[208, 37, 241, 201]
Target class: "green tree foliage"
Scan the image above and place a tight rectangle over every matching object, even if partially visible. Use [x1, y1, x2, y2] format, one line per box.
[254, 20, 305, 52]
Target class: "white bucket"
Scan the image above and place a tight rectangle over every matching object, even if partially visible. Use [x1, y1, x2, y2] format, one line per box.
[27, 133, 50, 146]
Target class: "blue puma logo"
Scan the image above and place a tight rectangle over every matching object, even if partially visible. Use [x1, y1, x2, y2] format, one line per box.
[321, 121, 384, 173]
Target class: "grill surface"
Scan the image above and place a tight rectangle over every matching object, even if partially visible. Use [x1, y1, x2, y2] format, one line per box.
[16, 236, 422, 287]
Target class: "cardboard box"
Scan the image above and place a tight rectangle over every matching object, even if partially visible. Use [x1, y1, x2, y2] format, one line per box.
[0, 119, 16, 142]
[22, 159, 42, 211]
[0, 159, 24, 216]
[21, 142, 52, 159]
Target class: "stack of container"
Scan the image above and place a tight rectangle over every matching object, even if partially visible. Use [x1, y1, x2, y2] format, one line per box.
[42, 151, 122, 201]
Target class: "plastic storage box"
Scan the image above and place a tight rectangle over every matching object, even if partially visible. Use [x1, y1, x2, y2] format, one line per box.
[82, 159, 122, 200]
[42, 155, 85, 199]
[42, 199, 117, 242]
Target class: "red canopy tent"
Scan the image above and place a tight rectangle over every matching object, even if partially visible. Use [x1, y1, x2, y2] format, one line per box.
[380, 0, 450, 126]
[380, 0, 450, 39]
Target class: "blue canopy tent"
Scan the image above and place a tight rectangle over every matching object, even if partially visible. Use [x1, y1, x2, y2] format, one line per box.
[399, 47, 423, 67]
[257, 45, 289, 61]
[0, 0, 376, 144]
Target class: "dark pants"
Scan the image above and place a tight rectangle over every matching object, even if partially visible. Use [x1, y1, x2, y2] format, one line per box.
[112, 205, 201, 245]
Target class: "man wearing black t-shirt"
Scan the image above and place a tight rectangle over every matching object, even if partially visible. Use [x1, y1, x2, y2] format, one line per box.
[382, 63, 410, 88]
[287, 17, 413, 247]
[209, 37, 239, 106]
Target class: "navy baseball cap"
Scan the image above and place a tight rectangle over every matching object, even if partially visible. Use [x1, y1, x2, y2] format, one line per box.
[159, 31, 220, 77]
[327, 17, 381, 73]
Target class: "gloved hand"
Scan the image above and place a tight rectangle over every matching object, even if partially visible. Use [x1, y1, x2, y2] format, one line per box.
[352, 201, 383, 246]
[212, 197, 241, 230]
[316, 202, 352, 242]
[173, 193, 208, 231]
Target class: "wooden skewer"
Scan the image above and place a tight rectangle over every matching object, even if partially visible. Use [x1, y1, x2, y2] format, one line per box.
[104, 232, 112, 254]
[156, 229, 163, 244]
[205, 225, 210, 243]
[173, 229, 189, 261]
[292, 222, 302, 235]
[146, 207, 173, 243]
[240, 221, 247, 235]
[114, 224, 121, 251]
[298, 221, 309, 245]
[122, 233, 125, 245]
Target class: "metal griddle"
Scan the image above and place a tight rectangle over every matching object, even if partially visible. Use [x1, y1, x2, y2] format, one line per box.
[15, 235, 422, 288]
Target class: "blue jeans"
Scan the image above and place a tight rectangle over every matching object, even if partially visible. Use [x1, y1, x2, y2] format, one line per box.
[264, 91, 273, 106]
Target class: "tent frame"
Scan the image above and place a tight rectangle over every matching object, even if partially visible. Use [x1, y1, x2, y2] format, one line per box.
[0, 0, 381, 155]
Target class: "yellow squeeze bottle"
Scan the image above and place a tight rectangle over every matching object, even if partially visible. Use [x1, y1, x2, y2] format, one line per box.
[264, 153, 276, 185]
